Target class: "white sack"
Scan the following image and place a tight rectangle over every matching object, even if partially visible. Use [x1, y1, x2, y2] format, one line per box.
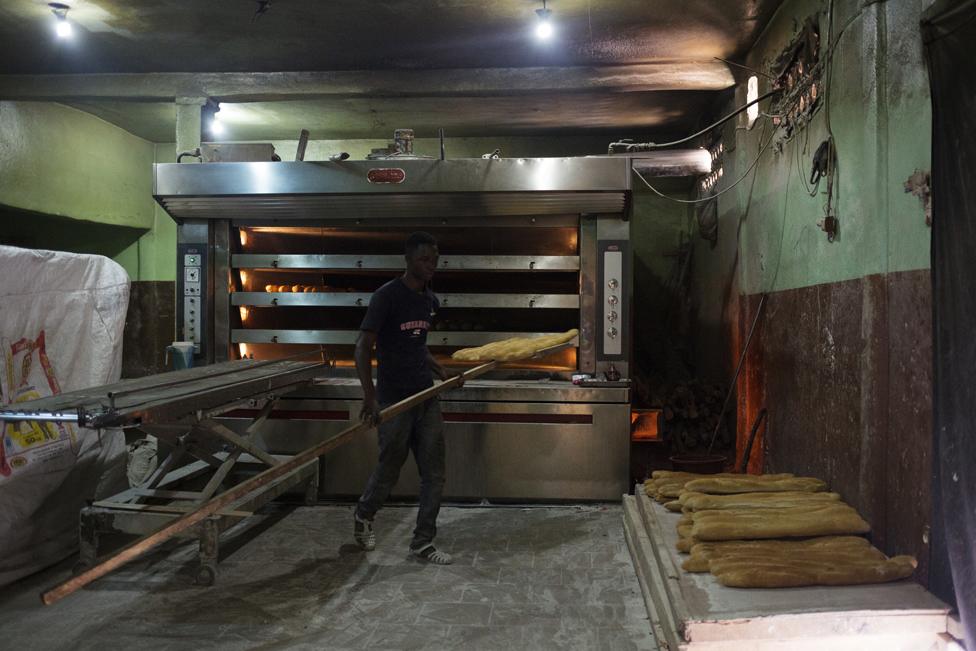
[0, 245, 130, 586]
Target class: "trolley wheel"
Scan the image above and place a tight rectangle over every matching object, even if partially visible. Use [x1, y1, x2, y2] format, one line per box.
[195, 565, 216, 586]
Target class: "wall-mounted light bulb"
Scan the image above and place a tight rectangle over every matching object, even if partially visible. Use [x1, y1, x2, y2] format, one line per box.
[747, 75, 759, 125]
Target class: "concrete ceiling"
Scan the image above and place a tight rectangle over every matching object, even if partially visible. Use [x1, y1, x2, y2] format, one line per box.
[0, 0, 784, 142]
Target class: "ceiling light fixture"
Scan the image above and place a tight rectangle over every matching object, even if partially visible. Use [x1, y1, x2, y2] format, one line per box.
[202, 99, 223, 139]
[49, 3, 72, 39]
[535, 0, 554, 40]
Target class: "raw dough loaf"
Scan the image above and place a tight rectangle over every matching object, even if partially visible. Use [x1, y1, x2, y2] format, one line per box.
[690, 503, 870, 541]
[451, 329, 578, 362]
[679, 491, 842, 512]
[684, 476, 828, 495]
[645, 473, 794, 502]
[711, 554, 916, 588]
[682, 536, 875, 572]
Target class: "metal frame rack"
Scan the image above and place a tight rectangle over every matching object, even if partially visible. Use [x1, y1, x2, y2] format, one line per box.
[0, 357, 328, 585]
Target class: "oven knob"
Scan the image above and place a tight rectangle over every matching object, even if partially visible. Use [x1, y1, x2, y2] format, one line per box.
[607, 294, 619, 306]
[607, 311, 618, 322]
[608, 278, 619, 290]
[607, 327, 618, 338]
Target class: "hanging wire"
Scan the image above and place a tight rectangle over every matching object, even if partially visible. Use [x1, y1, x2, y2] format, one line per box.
[609, 89, 781, 153]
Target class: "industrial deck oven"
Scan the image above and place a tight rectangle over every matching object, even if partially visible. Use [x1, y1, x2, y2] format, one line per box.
[153, 156, 633, 500]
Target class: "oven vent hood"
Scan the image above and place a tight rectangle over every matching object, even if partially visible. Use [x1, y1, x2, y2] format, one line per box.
[153, 157, 631, 222]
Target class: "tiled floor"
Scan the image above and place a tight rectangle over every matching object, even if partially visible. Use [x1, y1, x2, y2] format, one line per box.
[0, 504, 656, 650]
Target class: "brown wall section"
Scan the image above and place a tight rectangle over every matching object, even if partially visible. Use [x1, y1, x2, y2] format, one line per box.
[122, 281, 176, 378]
[738, 269, 932, 585]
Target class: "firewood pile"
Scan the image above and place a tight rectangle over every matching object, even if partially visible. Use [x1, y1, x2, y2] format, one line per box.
[650, 380, 730, 451]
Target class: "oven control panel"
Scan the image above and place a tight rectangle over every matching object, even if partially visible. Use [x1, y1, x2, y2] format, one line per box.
[597, 240, 629, 360]
[177, 244, 206, 355]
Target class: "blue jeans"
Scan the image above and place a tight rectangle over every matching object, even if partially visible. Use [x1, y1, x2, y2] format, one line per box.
[355, 398, 445, 549]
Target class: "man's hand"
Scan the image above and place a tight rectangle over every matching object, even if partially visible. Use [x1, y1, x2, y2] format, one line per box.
[453, 373, 465, 388]
[360, 396, 381, 427]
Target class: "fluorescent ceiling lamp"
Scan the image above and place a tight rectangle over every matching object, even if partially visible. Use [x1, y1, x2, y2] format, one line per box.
[747, 75, 759, 125]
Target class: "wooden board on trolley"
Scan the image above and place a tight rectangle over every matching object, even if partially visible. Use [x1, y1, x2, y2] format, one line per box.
[622, 488, 950, 650]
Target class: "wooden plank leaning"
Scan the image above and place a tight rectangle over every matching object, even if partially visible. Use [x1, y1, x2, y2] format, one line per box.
[39, 360, 497, 606]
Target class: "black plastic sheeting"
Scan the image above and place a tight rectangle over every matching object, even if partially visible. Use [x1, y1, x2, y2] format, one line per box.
[923, 0, 976, 644]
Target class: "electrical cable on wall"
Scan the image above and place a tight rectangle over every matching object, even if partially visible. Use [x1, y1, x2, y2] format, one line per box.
[633, 119, 778, 205]
[608, 89, 781, 153]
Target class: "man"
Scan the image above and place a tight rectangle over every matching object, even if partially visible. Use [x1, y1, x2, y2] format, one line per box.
[352, 231, 461, 565]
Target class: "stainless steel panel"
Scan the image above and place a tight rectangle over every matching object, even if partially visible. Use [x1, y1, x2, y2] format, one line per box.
[160, 194, 626, 220]
[220, 397, 630, 500]
[154, 159, 630, 221]
[232, 254, 580, 272]
[602, 250, 623, 356]
[232, 330, 575, 347]
[480, 402, 630, 499]
[303, 378, 630, 404]
[177, 221, 208, 244]
[578, 217, 597, 373]
[156, 158, 631, 196]
[233, 215, 581, 229]
[213, 220, 231, 362]
[232, 292, 579, 309]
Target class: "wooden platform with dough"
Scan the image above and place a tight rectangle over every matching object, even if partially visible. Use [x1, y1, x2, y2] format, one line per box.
[622, 486, 950, 651]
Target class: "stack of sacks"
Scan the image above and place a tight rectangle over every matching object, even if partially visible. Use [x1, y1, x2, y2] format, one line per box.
[645, 470, 917, 588]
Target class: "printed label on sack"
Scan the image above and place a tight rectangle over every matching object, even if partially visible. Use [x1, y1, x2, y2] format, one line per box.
[0, 332, 78, 482]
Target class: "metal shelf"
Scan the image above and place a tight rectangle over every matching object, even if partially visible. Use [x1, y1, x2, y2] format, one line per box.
[232, 254, 580, 272]
[232, 292, 580, 309]
[231, 329, 577, 347]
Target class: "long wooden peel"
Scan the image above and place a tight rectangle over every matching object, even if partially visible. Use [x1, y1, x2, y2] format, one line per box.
[40, 360, 496, 605]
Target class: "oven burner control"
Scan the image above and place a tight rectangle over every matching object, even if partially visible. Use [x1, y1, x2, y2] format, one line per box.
[181, 249, 203, 351]
[601, 247, 624, 357]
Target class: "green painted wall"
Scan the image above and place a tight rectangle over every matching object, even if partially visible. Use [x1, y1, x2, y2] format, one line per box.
[0, 101, 155, 230]
[114, 143, 178, 282]
[0, 101, 158, 279]
[687, 0, 933, 383]
[697, 0, 932, 302]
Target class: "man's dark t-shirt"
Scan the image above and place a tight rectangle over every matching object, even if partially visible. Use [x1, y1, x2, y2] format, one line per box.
[360, 278, 439, 405]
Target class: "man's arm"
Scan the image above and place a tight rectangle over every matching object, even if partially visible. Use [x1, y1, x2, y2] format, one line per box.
[428, 350, 464, 387]
[355, 330, 381, 425]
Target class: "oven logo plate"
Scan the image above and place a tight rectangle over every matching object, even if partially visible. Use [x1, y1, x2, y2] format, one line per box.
[367, 168, 406, 184]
